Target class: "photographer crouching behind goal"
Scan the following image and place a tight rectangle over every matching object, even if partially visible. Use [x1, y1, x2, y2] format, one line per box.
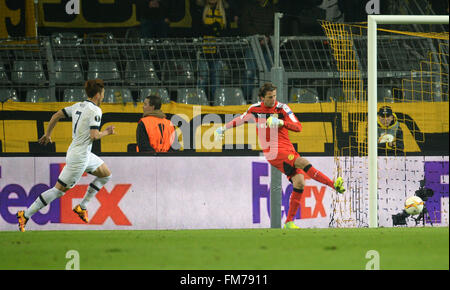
[377, 106, 404, 156]
[392, 179, 435, 226]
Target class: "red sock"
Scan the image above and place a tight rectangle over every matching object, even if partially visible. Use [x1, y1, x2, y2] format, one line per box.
[286, 188, 303, 223]
[304, 164, 334, 188]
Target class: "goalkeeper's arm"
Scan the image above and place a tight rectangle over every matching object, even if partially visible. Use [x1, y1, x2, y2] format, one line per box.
[215, 112, 254, 140]
[225, 112, 254, 129]
[277, 104, 302, 132]
[282, 119, 302, 132]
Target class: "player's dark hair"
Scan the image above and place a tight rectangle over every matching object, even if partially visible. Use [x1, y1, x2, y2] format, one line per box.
[258, 82, 277, 99]
[146, 94, 162, 110]
[85, 79, 104, 98]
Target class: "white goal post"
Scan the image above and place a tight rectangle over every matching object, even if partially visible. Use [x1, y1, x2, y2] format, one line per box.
[367, 15, 449, 228]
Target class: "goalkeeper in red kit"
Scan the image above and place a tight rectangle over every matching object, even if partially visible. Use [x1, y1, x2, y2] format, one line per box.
[215, 82, 345, 229]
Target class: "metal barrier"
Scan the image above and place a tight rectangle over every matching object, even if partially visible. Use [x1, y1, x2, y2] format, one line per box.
[0, 34, 447, 105]
[277, 34, 448, 103]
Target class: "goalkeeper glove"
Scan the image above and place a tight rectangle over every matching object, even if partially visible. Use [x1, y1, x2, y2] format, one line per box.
[214, 126, 226, 141]
[266, 116, 284, 128]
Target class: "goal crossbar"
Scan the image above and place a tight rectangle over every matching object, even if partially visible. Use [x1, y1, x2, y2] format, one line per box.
[367, 15, 449, 228]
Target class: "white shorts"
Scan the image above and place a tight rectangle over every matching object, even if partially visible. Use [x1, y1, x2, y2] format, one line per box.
[58, 152, 104, 189]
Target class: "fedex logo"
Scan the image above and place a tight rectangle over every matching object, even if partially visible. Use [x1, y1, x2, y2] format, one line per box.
[252, 162, 327, 223]
[0, 163, 131, 226]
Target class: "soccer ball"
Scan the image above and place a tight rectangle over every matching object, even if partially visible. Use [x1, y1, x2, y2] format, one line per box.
[404, 196, 424, 216]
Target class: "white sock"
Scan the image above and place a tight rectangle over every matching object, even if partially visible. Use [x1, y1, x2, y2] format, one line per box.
[80, 175, 112, 210]
[24, 187, 64, 219]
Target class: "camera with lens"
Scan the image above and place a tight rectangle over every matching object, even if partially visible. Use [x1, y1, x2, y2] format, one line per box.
[392, 210, 409, 226]
[392, 179, 434, 226]
[414, 179, 434, 202]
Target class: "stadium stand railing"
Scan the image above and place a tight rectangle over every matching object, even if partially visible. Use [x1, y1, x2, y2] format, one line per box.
[0, 34, 447, 105]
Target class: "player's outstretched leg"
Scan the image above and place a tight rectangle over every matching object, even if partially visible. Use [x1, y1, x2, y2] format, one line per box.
[16, 211, 29, 232]
[284, 221, 300, 229]
[283, 176, 303, 230]
[303, 164, 334, 188]
[74, 172, 112, 223]
[79, 175, 112, 210]
[295, 159, 346, 193]
[16, 187, 65, 232]
[73, 204, 89, 223]
[334, 176, 345, 193]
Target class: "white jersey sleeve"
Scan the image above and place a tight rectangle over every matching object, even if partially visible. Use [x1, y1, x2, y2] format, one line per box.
[62, 103, 77, 119]
[88, 106, 102, 130]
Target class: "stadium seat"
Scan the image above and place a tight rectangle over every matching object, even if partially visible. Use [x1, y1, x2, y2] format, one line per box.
[243, 54, 259, 102]
[0, 50, 10, 60]
[104, 88, 133, 103]
[84, 33, 120, 59]
[51, 32, 81, 44]
[125, 61, 160, 84]
[11, 60, 46, 84]
[325, 87, 361, 102]
[402, 79, 442, 102]
[402, 80, 418, 102]
[12, 47, 43, 59]
[197, 58, 209, 82]
[63, 88, 86, 102]
[377, 87, 394, 103]
[162, 60, 195, 84]
[0, 62, 10, 84]
[251, 87, 260, 104]
[430, 89, 444, 102]
[139, 88, 170, 103]
[0, 89, 18, 102]
[213, 87, 246, 106]
[177, 88, 209, 105]
[54, 60, 83, 84]
[124, 27, 141, 39]
[290, 88, 319, 103]
[197, 59, 232, 92]
[26, 89, 57, 102]
[51, 32, 84, 59]
[87, 61, 120, 82]
[326, 87, 345, 102]
[215, 60, 233, 85]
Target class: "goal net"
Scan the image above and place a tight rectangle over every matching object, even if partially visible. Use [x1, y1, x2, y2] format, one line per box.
[321, 19, 449, 228]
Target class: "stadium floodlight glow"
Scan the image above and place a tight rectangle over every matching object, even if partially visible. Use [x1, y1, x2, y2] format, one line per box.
[367, 15, 449, 228]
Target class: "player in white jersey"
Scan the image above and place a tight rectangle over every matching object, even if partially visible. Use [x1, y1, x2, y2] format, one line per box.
[16, 79, 115, 232]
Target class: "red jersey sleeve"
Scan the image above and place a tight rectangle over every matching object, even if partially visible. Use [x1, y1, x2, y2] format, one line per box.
[224, 106, 256, 129]
[280, 103, 302, 132]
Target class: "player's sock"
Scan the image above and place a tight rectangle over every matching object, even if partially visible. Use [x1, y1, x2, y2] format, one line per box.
[285, 188, 303, 223]
[303, 164, 334, 188]
[80, 175, 112, 210]
[24, 187, 64, 219]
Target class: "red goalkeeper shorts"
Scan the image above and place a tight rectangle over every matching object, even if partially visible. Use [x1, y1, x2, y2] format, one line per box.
[264, 149, 306, 181]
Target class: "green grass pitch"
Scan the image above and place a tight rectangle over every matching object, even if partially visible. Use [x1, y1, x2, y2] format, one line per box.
[0, 227, 448, 270]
